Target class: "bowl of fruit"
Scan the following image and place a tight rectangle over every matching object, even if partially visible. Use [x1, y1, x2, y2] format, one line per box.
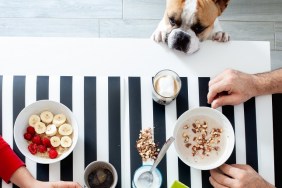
[14, 100, 78, 164]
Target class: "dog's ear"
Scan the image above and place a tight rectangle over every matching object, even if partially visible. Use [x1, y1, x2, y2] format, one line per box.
[213, 0, 230, 14]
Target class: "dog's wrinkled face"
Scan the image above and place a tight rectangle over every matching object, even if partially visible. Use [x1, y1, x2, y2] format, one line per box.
[160, 0, 229, 54]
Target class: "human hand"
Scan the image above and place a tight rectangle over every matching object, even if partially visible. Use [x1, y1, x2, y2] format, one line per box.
[39, 181, 82, 188]
[207, 69, 258, 109]
[209, 164, 275, 188]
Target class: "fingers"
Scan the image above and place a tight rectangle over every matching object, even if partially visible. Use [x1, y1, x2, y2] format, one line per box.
[207, 80, 233, 106]
[219, 164, 246, 179]
[209, 71, 227, 87]
[52, 181, 82, 188]
[211, 95, 239, 109]
[209, 176, 229, 188]
[230, 164, 255, 172]
[210, 168, 236, 187]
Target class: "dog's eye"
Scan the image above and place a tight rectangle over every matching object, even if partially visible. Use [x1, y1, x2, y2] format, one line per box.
[168, 17, 176, 26]
[191, 23, 207, 34]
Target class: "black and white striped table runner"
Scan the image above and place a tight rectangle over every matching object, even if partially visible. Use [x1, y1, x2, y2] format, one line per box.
[0, 75, 280, 188]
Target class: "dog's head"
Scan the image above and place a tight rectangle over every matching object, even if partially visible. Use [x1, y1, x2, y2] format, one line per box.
[160, 0, 230, 54]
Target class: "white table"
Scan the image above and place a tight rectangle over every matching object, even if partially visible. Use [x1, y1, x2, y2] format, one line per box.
[0, 37, 276, 188]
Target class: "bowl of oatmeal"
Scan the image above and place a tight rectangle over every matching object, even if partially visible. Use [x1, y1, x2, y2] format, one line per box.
[173, 107, 235, 170]
[14, 100, 78, 164]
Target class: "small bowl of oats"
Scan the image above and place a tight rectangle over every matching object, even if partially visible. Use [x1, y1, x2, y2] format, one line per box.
[173, 107, 235, 170]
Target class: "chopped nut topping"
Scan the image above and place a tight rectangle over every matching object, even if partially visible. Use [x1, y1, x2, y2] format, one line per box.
[136, 128, 159, 161]
[182, 119, 223, 159]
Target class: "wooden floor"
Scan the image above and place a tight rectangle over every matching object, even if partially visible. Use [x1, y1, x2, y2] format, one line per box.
[0, 0, 281, 69]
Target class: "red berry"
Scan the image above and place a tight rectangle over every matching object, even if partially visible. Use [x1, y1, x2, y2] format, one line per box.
[48, 148, 58, 159]
[32, 135, 41, 145]
[24, 133, 33, 141]
[28, 143, 37, 155]
[26, 126, 35, 135]
[42, 137, 51, 147]
[38, 145, 47, 153]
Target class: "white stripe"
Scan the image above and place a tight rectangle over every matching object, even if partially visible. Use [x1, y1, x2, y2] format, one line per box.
[48, 75, 61, 181]
[188, 76, 202, 188]
[119, 77, 130, 188]
[25, 75, 37, 178]
[2, 75, 13, 188]
[166, 100, 179, 187]
[234, 104, 246, 164]
[2, 76, 13, 146]
[255, 95, 275, 184]
[96, 76, 109, 162]
[141, 77, 154, 131]
[72, 76, 85, 186]
[141, 76, 154, 166]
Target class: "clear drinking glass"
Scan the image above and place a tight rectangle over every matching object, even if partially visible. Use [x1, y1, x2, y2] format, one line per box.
[152, 69, 182, 105]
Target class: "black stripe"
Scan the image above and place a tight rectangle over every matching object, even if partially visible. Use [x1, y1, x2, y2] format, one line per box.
[13, 76, 26, 161]
[176, 77, 191, 187]
[60, 76, 73, 181]
[198, 77, 212, 188]
[128, 77, 142, 181]
[273, 94, 282, 187]
[108, 77, 122, 188]
[222, 105, 236, 164]
[153, 98, 167, 187]
[13, 76, 26, 188]
[0, 76, 2, 188]
[36, 76, 49, 181]
[84, 77, 97, 167]
[244, 98, 258, 171]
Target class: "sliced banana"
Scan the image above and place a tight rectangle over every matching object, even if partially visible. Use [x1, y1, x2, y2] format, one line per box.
[40, 111, 54, 124]
[60, 136, 72, 148]
[29, 114, 41, 127]
[45, 124, 57, 136]
[53, 114, 67, 127]
[50, 136, 61, 147]
[34, 122, 47, 134]
[58, 124, 73, 136]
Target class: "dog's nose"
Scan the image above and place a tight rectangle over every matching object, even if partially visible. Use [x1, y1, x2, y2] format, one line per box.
[172, 31, 191, 52]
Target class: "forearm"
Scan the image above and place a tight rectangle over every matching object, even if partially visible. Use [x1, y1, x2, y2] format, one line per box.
[10, 166, 38, 188]
[253, 68, 282, 96]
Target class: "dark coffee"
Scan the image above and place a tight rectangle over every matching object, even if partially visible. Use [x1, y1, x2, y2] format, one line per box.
[88, 168, 114, 188]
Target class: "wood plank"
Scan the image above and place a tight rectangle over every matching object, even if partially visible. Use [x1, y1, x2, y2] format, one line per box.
[100, 19, 159, 38]
[220, 21, 275, 50]
[123, 0, 165, 19]
[275, 22, 282, 50]
[0, 0, 122, 19]
[0, 18, 99, 37]
[271, 51, 282, 70]
[221, 0, 282, 22]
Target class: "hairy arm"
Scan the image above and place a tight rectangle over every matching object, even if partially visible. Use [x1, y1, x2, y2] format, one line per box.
[253, 68, 282, 96]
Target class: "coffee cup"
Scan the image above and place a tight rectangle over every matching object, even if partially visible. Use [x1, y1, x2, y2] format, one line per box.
[84, 161, 118, 188]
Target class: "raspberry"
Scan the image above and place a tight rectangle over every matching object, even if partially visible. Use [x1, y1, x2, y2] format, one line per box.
[24, 133, 33, 141]
[28, 143, 37, 155]
[42, 137, 51, 147]
[48, 148, 58, 159]
[38, 145, 47, 153]
[32, 135, 41, 145]
[26, 126, 35, 135]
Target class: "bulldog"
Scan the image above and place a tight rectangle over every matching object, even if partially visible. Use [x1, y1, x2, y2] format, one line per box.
[152, 0, 230, 54]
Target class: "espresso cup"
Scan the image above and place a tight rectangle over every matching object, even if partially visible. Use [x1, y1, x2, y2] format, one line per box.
[84, 161, 118, 188]
[152, 69, 182, 105]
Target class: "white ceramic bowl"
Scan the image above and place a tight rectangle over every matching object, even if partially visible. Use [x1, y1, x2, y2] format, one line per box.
[173, 107, 235, 170]
[14, 100, 78, 164]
